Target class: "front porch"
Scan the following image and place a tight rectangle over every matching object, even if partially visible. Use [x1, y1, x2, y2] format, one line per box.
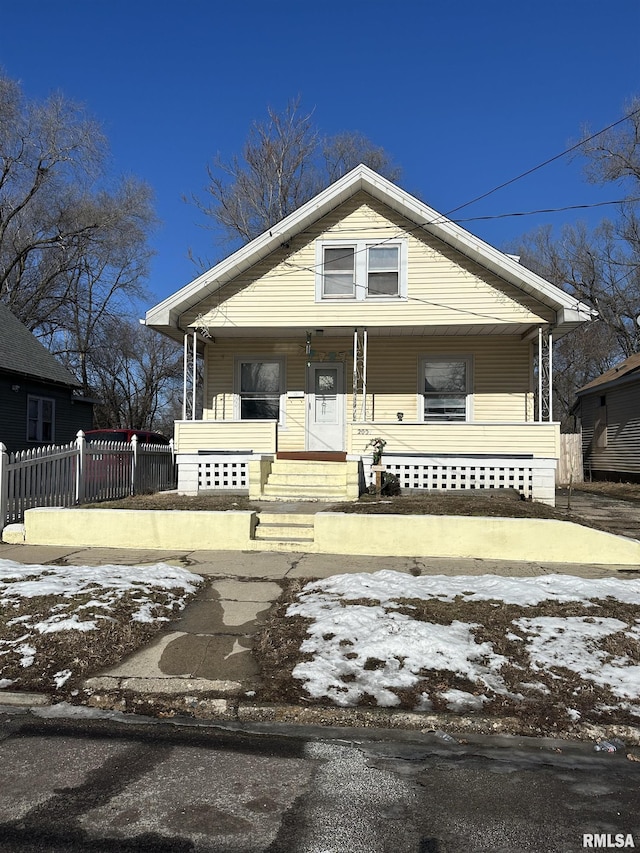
[174, 420, 560, 505]
[172, 325, 561, 505]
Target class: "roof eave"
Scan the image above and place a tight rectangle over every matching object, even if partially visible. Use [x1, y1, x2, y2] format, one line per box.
[146, 164, 596, 332]
[577, 368, 640, 397]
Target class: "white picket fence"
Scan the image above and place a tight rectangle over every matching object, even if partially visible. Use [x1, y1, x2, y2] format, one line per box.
[0, 431, 176, 528]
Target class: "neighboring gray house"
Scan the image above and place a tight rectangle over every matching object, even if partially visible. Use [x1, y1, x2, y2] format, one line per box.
[574, 353, 640, 482]
[0, 303, 93, 453]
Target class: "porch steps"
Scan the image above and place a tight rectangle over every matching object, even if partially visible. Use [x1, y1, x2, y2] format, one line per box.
[260, 459, 352, 502]
[253, 512, 315, 546]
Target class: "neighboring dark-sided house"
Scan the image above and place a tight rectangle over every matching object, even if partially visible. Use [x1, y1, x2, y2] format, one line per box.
[0, 303, 93, 453]
[574, 353, 640, 482]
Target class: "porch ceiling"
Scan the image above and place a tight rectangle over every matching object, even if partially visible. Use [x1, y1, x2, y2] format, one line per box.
[187, 323, 540, 339]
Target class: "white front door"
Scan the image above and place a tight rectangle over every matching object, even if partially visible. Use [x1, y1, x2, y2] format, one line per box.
[307, 363, 345, 451]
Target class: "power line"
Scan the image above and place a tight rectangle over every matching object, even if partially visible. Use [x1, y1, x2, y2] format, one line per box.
[197, 106, 640, 301]
[443, 105, 640, 217]
[456, 197, 640, 223]
[293, 196, 640, 233]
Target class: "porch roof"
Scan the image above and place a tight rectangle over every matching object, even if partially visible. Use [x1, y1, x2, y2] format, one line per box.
[181, 323, 550, 340]
[146, 165, 596, 343]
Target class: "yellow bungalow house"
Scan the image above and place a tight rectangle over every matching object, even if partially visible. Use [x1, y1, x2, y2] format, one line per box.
[146, 166, 595, 506]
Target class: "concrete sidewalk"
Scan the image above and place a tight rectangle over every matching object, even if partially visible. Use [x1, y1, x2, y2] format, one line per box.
[2, 540, 638, 724]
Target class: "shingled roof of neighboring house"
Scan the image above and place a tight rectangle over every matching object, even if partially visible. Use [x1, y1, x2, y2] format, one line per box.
[577, 352, 640, 395]
[0, 302, 80, 388]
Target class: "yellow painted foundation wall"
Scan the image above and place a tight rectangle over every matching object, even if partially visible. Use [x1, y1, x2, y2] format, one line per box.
[313, 513, 640, 565]
[23, 508, 255, 550]
[201, 335, 535, 452]
[18, 507, 640, 566]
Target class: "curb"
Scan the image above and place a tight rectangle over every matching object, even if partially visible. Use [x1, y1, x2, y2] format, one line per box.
[7, 686, 632, 746]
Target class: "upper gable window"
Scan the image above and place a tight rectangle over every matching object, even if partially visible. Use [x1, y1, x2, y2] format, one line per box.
[316, 240, 406, 301]
[367, 246, 399, 297]
[323, 247, 356, 297]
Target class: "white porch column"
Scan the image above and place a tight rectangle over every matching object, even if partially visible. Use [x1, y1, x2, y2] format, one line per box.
[548, 329, 553, 422]
[537, 326, 553, 422]
[182, 333, 188, 420]
[352, 328, 368, 421]
[362, 328, 368, 421]
[537, 327, 542, 422]
[192, 329, 197, 421]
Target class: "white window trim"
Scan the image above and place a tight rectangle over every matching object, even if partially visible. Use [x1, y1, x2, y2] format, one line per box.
[233, 356, 286, 427]
[419, 355, 474, 423]
[315, 239, 407, 301]
[27, 394, 55, 442]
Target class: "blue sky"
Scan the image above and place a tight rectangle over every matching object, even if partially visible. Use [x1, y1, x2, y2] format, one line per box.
[1, 0, 639, 307]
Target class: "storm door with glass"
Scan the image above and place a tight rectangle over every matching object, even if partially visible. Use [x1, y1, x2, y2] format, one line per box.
[306, 363, 344, 451]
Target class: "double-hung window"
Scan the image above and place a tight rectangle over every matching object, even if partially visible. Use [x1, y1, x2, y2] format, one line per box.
[366, 246, 400, 297]
[317, 241, 406, 300]
[236, 358, 284, 422]
[322, 247, 356, 298]
[27, 396, 55, 442]
[421, 357, 472, 422]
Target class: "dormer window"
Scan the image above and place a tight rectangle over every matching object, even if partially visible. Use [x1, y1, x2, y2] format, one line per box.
[316, 240, 406, 301]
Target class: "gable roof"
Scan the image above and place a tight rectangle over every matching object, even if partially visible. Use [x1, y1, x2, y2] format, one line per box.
[0, 302, 81, 388]
[146, 164, 596, 341]
[577, 353, 640, 396]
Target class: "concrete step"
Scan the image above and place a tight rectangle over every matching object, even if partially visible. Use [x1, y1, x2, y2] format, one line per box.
[254, 512, 315, 544]
[261, 459, 352, 502]
[254, 533, 315, 544]
[267, 472, 347, 487]
[255, 522, 314, 540]
[269, 460, 348, 474]
[261, 484, 350, 500]
[258, 512, 317, 525]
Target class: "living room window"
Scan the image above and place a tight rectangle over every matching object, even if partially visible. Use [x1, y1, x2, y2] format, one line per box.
[236, 358, 284, 422]
[421, 357, 472, 422]
[316, 241, 406, 300]
[27, 396, 55, 442]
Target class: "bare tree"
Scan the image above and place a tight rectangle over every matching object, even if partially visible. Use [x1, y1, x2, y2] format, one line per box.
[512, 97, 640, 427]
[88, 318, 182, 432]
[0, 71, 184, 430]
[192, 98, 319, 248]
[580, 96, 640, 187]
[191, 98, 401, 254]
[323, 131, 401, 184]
[44, 179, 157, 395]
[0, 72, 106, 328]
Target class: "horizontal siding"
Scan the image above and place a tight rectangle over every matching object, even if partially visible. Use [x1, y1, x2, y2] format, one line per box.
[175, 420, 277, 453]
[201, 336, 536, 452]
[348, 423, 560, 458]
[183, 193, 554, 331]
[0, 374, 93, 453]
[581, 382, 640, 475]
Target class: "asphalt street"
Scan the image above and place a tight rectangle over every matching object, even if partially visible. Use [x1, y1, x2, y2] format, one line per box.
[0, 710, 638, 853]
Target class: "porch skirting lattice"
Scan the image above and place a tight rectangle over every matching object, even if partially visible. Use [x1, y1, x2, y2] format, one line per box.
[373, 454, 556, 503]
[198, 459, 249, 490]
[177, 451, 557, 504]
[383, 456, 532, 495]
